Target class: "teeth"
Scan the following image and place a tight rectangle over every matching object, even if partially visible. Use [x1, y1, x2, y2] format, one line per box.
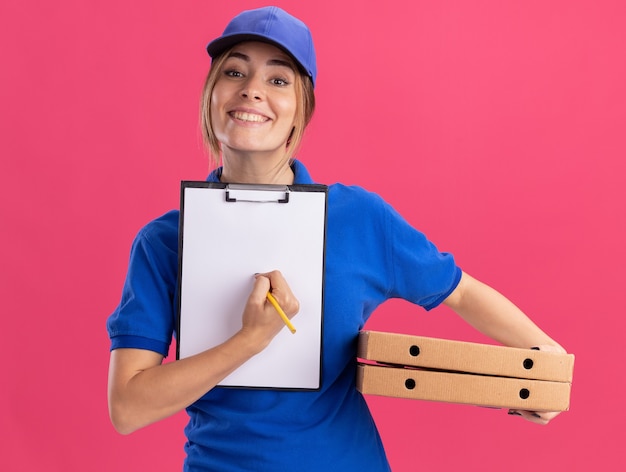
[232, 111, 267, 122]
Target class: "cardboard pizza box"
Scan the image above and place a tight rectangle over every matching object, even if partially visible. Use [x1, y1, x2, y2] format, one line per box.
[357, 331, 574, 382]
[356, 364, 572, 411]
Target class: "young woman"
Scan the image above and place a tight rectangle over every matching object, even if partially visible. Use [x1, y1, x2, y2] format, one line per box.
[107, 7, 566, 471]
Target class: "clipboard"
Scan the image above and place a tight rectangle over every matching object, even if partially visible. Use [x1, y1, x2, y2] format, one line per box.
[176, 181, 327, 390]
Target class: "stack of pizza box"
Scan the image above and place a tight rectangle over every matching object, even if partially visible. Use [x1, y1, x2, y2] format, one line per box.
[356, 331, 574, 412]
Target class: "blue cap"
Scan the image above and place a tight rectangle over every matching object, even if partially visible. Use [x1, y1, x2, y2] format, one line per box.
[207, 6, 317, 87]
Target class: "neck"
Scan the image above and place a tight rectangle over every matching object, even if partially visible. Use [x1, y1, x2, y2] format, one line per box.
[220, 151, 294, 184]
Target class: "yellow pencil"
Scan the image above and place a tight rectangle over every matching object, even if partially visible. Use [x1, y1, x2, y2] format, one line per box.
[266, 292, 296, 334]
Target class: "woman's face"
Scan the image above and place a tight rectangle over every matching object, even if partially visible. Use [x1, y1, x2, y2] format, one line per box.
[210, 41, 298, 160]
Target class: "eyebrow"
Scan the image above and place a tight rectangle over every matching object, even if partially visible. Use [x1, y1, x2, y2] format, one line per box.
[227, 51, 295, 70]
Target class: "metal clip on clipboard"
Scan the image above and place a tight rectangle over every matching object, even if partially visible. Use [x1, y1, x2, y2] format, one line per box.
[225, 184, 290, 203]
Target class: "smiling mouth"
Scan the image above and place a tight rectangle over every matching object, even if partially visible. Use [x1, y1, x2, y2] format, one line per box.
[230, 111, 269, 123]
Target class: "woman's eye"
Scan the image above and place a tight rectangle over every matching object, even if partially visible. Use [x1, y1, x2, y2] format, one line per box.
[224, 69, 243, 78]
[271, 77, 289, 86]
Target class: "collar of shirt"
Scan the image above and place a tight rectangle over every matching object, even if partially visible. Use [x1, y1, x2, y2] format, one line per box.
[205, 159, 314, 184]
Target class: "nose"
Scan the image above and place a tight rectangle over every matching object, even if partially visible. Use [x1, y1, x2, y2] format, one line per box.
[240, 74, 264, 101]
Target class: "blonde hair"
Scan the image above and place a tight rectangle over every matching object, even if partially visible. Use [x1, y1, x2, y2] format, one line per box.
[200, 46, 315, 167]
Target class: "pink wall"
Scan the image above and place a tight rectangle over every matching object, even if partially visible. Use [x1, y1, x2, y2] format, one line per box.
[2, 0, 624, 470]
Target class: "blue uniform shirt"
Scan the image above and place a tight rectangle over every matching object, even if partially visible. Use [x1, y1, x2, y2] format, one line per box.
[107, 160, 462, 471]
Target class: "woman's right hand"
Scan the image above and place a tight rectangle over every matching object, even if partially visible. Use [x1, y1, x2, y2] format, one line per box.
[239, 270, 300, 353]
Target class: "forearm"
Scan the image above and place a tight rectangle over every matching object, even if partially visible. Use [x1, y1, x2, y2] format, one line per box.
[443, 272, 565, 351]
[108, 331, 263, 435]
[108, 271, 298, 434]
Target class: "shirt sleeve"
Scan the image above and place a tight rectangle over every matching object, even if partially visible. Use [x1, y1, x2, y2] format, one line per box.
[106, 211, 180, 356]
[384, 201, 462, 310]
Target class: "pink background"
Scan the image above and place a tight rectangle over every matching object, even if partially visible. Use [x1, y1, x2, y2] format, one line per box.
[2, 0, 625, 470]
